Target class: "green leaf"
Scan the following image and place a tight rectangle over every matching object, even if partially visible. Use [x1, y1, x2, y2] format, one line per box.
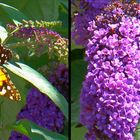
[71, 59, 87, 102]
[58, 0, 68, 8]
[71, 125, 87, 140]
[12, 119, 68, 140]
[0, 25, 8, 43]
[30, 121, 68, 140]
[71, 59, 87, 124]
[0, 0, 62, 21]
[71, 49, 85, 61]
[0, 0, 61, 21]
[71, 41, 84, 51]
[57, 3, 68, 37]
[4, 62, 68, 120]
[63, 122, 69, 137]
[0, 3, 28, 25]
[38, 0, 59, 20]
[71, 101, 80, 124]
[134, 122, 140, 140]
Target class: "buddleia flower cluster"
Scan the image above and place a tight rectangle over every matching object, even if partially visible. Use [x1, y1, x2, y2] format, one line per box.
[48, 64, 69, 101]
[78, 1, 140, 140]
[9, 132, 29, 140]
[9, 64, 68, 140]
[7, 21, 68, 64]
[72, 0, 111, 47]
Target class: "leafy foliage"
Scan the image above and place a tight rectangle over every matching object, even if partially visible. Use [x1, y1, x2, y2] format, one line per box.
[12, 119, 68, 140]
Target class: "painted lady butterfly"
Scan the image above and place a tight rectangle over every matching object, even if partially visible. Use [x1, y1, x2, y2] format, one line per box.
[0, 45, 21, 101]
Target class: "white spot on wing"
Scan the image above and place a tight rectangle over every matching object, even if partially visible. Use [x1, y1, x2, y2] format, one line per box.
[7, 86, 11, 90]
[9, 96, 14, 100]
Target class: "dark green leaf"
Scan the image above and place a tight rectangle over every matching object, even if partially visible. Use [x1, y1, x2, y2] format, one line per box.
[71, 49, 85, 61]
[10, 0, 60, 21]
[0, 3, 28, 25]
[71, 101, 80, 124]
[71, 59, 87, 102]
[57, 3, 68, 37]
[58, 0, 68, 8]
[38, 0, 59, 20]
[71, 59, 87, 124]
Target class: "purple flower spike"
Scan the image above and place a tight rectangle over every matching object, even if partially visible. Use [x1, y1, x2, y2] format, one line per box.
[80, 1, 140, 140]
[72, 0, 111, 47]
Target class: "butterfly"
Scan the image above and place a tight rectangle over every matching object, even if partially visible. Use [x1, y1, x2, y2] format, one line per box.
[0, 45, 21, 101]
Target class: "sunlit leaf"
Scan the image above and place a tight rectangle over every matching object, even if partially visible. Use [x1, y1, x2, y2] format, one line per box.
[0, 25, 8, 43]
[4, 62, 68, 120]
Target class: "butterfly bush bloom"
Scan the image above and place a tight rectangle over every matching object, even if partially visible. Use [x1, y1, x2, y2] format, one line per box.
[72, 0, 111, 47]
[9, 131, 29, 140]
[9, 64, 68, 140]
[49, 64, 69, 100]
[7, 24, 68, 64]
[80, 2, 140, 140]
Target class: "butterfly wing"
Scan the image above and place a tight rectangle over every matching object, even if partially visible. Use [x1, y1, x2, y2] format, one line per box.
[0, 45, 12, 65]
[0, 66, 21, 101]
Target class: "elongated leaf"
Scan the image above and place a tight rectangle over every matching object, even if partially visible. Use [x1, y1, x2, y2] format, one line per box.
[4, 62, 68, 119]
[11, 119, 68, 140]
[71, 101, 80, 124]
[30, 122, 68, 140]
[0, 25, 8, 43]
[71, 59, 87, 124]
[0, 3, 28, 25]
[71, 59, 87, 102]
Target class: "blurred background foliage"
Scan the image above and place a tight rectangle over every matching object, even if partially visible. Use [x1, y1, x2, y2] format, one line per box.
[0, 0, 68, 36]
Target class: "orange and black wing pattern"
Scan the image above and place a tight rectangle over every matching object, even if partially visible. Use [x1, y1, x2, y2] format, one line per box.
[0, 45, 21, 101]
[0, 66, 21, 101]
